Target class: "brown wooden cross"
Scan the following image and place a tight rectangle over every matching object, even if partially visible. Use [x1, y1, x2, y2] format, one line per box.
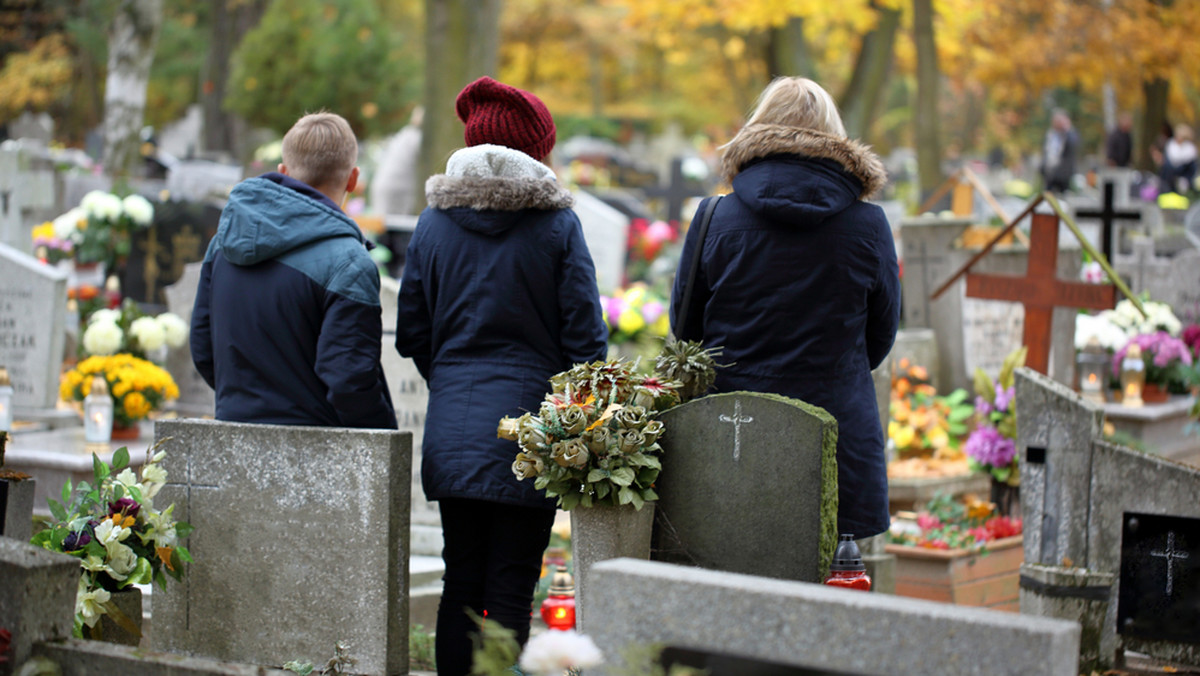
[964, 212, 1118, 374]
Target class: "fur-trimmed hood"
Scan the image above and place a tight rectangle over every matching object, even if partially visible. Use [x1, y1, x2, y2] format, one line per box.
[720, 124, 887, 199]
[425, 144, 573, 214]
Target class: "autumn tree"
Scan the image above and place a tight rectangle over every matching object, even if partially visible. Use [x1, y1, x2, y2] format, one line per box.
[103, 0, 163, 178]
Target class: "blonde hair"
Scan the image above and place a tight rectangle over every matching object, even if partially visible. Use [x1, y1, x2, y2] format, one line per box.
[742, 77, 846, 137]
[281, 112, 358, 190]
[1175, 124, 1194, 143]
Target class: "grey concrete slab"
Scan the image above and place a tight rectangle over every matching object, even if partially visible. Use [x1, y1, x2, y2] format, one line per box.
[0, 537, 79, 675]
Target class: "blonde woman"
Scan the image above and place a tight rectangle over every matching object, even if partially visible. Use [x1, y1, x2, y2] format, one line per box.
[671, 77, 899, 538]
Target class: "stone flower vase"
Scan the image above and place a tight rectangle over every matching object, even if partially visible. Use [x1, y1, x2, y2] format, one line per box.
[570, 502, 655, 631]
[84, 586, 143, 646]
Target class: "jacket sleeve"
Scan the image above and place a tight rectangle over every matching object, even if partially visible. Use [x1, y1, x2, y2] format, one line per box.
[190, 259, 215, 388]
[557, 213, 609, 366]
[866, 221, 901, 370]
[669, 197, 713, 342]
[315, 256, 397, 429]
[394, 228, 434, 381]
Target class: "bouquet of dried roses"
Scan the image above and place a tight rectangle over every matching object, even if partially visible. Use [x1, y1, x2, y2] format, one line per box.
[498, 341, 719, 510]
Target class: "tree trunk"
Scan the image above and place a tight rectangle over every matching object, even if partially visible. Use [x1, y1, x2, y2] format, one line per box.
[839, 1, 901, 141]
[416, 0, 501, 211]
[103, 0, 164, 179]
[202, 0, 267, 163]
[766, 16, 813, 80]
[1138, 77, 1169, 172]
[912, 0, 942, 197]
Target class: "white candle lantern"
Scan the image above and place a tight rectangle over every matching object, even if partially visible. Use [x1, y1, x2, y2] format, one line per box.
[83, 375, 114, 444]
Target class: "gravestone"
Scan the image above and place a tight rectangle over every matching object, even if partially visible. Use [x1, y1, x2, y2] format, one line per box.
[0, 144, 56, 252]
[1117, 512, 1200, 647]
[8, 112, 54, 145]
[652, 392, 838, 582]
[572, 190, 629, 293]
[152, 419, 412, 675]
[1114, 237, 1200, 323]
[379, 276, 439, 539]
[165, 159, 242, 202]
[0, 474, 36, 542]
[890, 327, 940, 386]
[901, 214, 1080, 393]
[0, 537, 79, 676]
[585, 558, 1082, 676]
[0, 243, 68, 415]
[121, 200, 220, 305]
[1015, 368, 1200, 669]
[161, 263, 214, 416]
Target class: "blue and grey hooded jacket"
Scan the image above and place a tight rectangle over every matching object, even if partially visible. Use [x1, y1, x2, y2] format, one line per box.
[191, 172, 396, 429]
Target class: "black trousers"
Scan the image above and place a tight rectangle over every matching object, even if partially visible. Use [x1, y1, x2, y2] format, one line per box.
[435, 498, 556, 676]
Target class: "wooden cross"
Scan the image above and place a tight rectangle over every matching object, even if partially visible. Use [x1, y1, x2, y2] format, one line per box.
[965, 212, 1118, 375]
[1075, 181, 1141, 264]
[643, 157, 708, 223]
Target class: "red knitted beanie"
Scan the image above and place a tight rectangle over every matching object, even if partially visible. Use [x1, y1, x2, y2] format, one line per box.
[455, 77, 556, 160]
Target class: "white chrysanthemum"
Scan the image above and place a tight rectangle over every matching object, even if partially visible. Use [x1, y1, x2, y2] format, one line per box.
[76, 579, 111, 628]
[122, 194, 154, 226]
[82, 190, 123, 222]
[1075, 314, 1129, 352]
[53, 207, 86, 239]
[156, 312, 189, 348]
[88, 308, 121, 325]
[518, 630, 604, 676]
[130, 316, 166, 352]
[104, 541, 138, 580]
[83, 320, 124, 356]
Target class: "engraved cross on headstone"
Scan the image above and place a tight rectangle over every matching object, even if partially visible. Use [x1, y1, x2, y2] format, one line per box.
[163, 455, 217, 630]
[718, 399, 754, 461]
[1151, 531, 1191, 597]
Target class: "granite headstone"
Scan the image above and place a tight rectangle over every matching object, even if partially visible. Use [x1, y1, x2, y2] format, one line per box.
[573, 190, 629, 293]
[1114, 237, 1200, 323]
[151, 419, 412, 675]
[0, 243, 67, 413]
[121, 200, 220, 305]
[652, 392, 838, 582]
[161, 262, 213, 416]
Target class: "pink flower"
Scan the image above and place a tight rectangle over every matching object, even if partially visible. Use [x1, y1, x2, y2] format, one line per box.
[642, 300, 664, 324]
[917, 512, 942, 532]
[645, 220, 676, 244]
[964, 425, 1017, 468]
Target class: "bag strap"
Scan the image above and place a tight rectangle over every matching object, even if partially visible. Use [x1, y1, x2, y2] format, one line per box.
[674, 195, 722, 340]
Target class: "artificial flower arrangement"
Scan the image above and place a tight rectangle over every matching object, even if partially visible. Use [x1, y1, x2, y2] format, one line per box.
[53, 190, 154, 275]
[79, 299, 189, 361]
[60, 354, 179, 427]
[30, 444, 193, 637]
[888, 493, 1022, 551]
[886, 359, 975, 479]
[498, 341, 719, 511]
[1111, 331, 1195, 394]
[601, 283, 671, 346]
[1076, 298, 1182, 350]
[31, 221, 75, 264]
[964, 346, 1026, 487]
[625, 218, 680, 282]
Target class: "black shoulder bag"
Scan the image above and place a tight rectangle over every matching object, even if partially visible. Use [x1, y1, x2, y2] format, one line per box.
[672, 195, 722, 341]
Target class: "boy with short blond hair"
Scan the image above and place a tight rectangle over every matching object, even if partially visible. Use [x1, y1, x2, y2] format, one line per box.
[191, 112, 396, 429]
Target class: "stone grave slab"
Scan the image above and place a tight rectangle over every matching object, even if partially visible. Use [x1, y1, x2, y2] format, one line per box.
[1117, 512, 1200, 647]
[585, 558, 1081, 676]
[652, 392, 838, 582]
[572, 190, 629, 294]
[1114, 237, 1200, 324]
[121, 200, 220, 305]
[33, 639, 294, 676]
[1101, 397, 1200, 461]
[0, 537, 80, 675]
[0, 474, 35, 541]
[162, 262, 214, 417]
[151, 419, 411, 675]
[0, 243, 68, 413]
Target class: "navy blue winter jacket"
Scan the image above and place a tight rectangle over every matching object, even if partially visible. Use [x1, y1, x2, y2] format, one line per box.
[671, 125, 900, 538]
[191, 172, 397, 429]
[395, 145, 608, 509]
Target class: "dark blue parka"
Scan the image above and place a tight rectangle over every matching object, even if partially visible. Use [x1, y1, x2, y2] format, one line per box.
[395, 145, 608, 509]
[671, 125, 900, 538]
[191, 172, 397, 429]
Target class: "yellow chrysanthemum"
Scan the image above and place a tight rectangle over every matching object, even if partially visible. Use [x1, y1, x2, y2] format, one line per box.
[123, 391, 152, 419]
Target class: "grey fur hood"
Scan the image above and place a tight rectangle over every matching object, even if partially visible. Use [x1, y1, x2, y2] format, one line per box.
[720, 124, 887, 199]
[425, 144, 574, 212]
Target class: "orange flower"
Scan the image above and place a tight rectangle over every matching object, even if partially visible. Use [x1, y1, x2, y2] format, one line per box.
[909, 365, 929, 381]
[157, 546, 176, 572]
[894, 378, 912, 397]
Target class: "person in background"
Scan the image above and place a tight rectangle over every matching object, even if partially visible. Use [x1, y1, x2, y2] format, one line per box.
[670, 76, 899, 540]
[1041, 108, 1079, 193]
[394, 77, 607, 676]
[1160, 123, 1197, 195]
[191, 111, 396, 430]
[370, 105, 424, 217]
[1105, 112, 1134, 168]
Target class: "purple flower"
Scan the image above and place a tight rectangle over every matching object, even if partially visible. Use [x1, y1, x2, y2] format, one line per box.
[964, 425, 1017, 468]
[603, 296, 624, 323]
[974, 396, 993, 416]
[63, 528, 93, 552]
[993, 384, 1014, 413]
[642, 300, 664, 325]
[108, 497, 140, 519]
[1112, 332, 1194, 377]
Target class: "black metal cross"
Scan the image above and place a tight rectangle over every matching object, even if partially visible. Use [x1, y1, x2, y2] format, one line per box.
[1075, 181, 1142, 263]
[642, 157, 708, 223]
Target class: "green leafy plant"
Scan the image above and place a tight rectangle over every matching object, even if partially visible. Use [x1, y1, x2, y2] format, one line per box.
[410, 624, 437, 672]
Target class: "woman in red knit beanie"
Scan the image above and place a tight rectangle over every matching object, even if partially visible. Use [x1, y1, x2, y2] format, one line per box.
[396, 77, 607, 676]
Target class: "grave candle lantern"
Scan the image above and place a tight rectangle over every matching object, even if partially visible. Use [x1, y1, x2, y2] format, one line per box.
[823, 534, 872, 591]
[1120, 343, 1146, 408]
[0, 367, 13, 432]
[83, 375, 113, 444]
[1076, 337, 1108, 404]
[539, 565, 576, 631]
